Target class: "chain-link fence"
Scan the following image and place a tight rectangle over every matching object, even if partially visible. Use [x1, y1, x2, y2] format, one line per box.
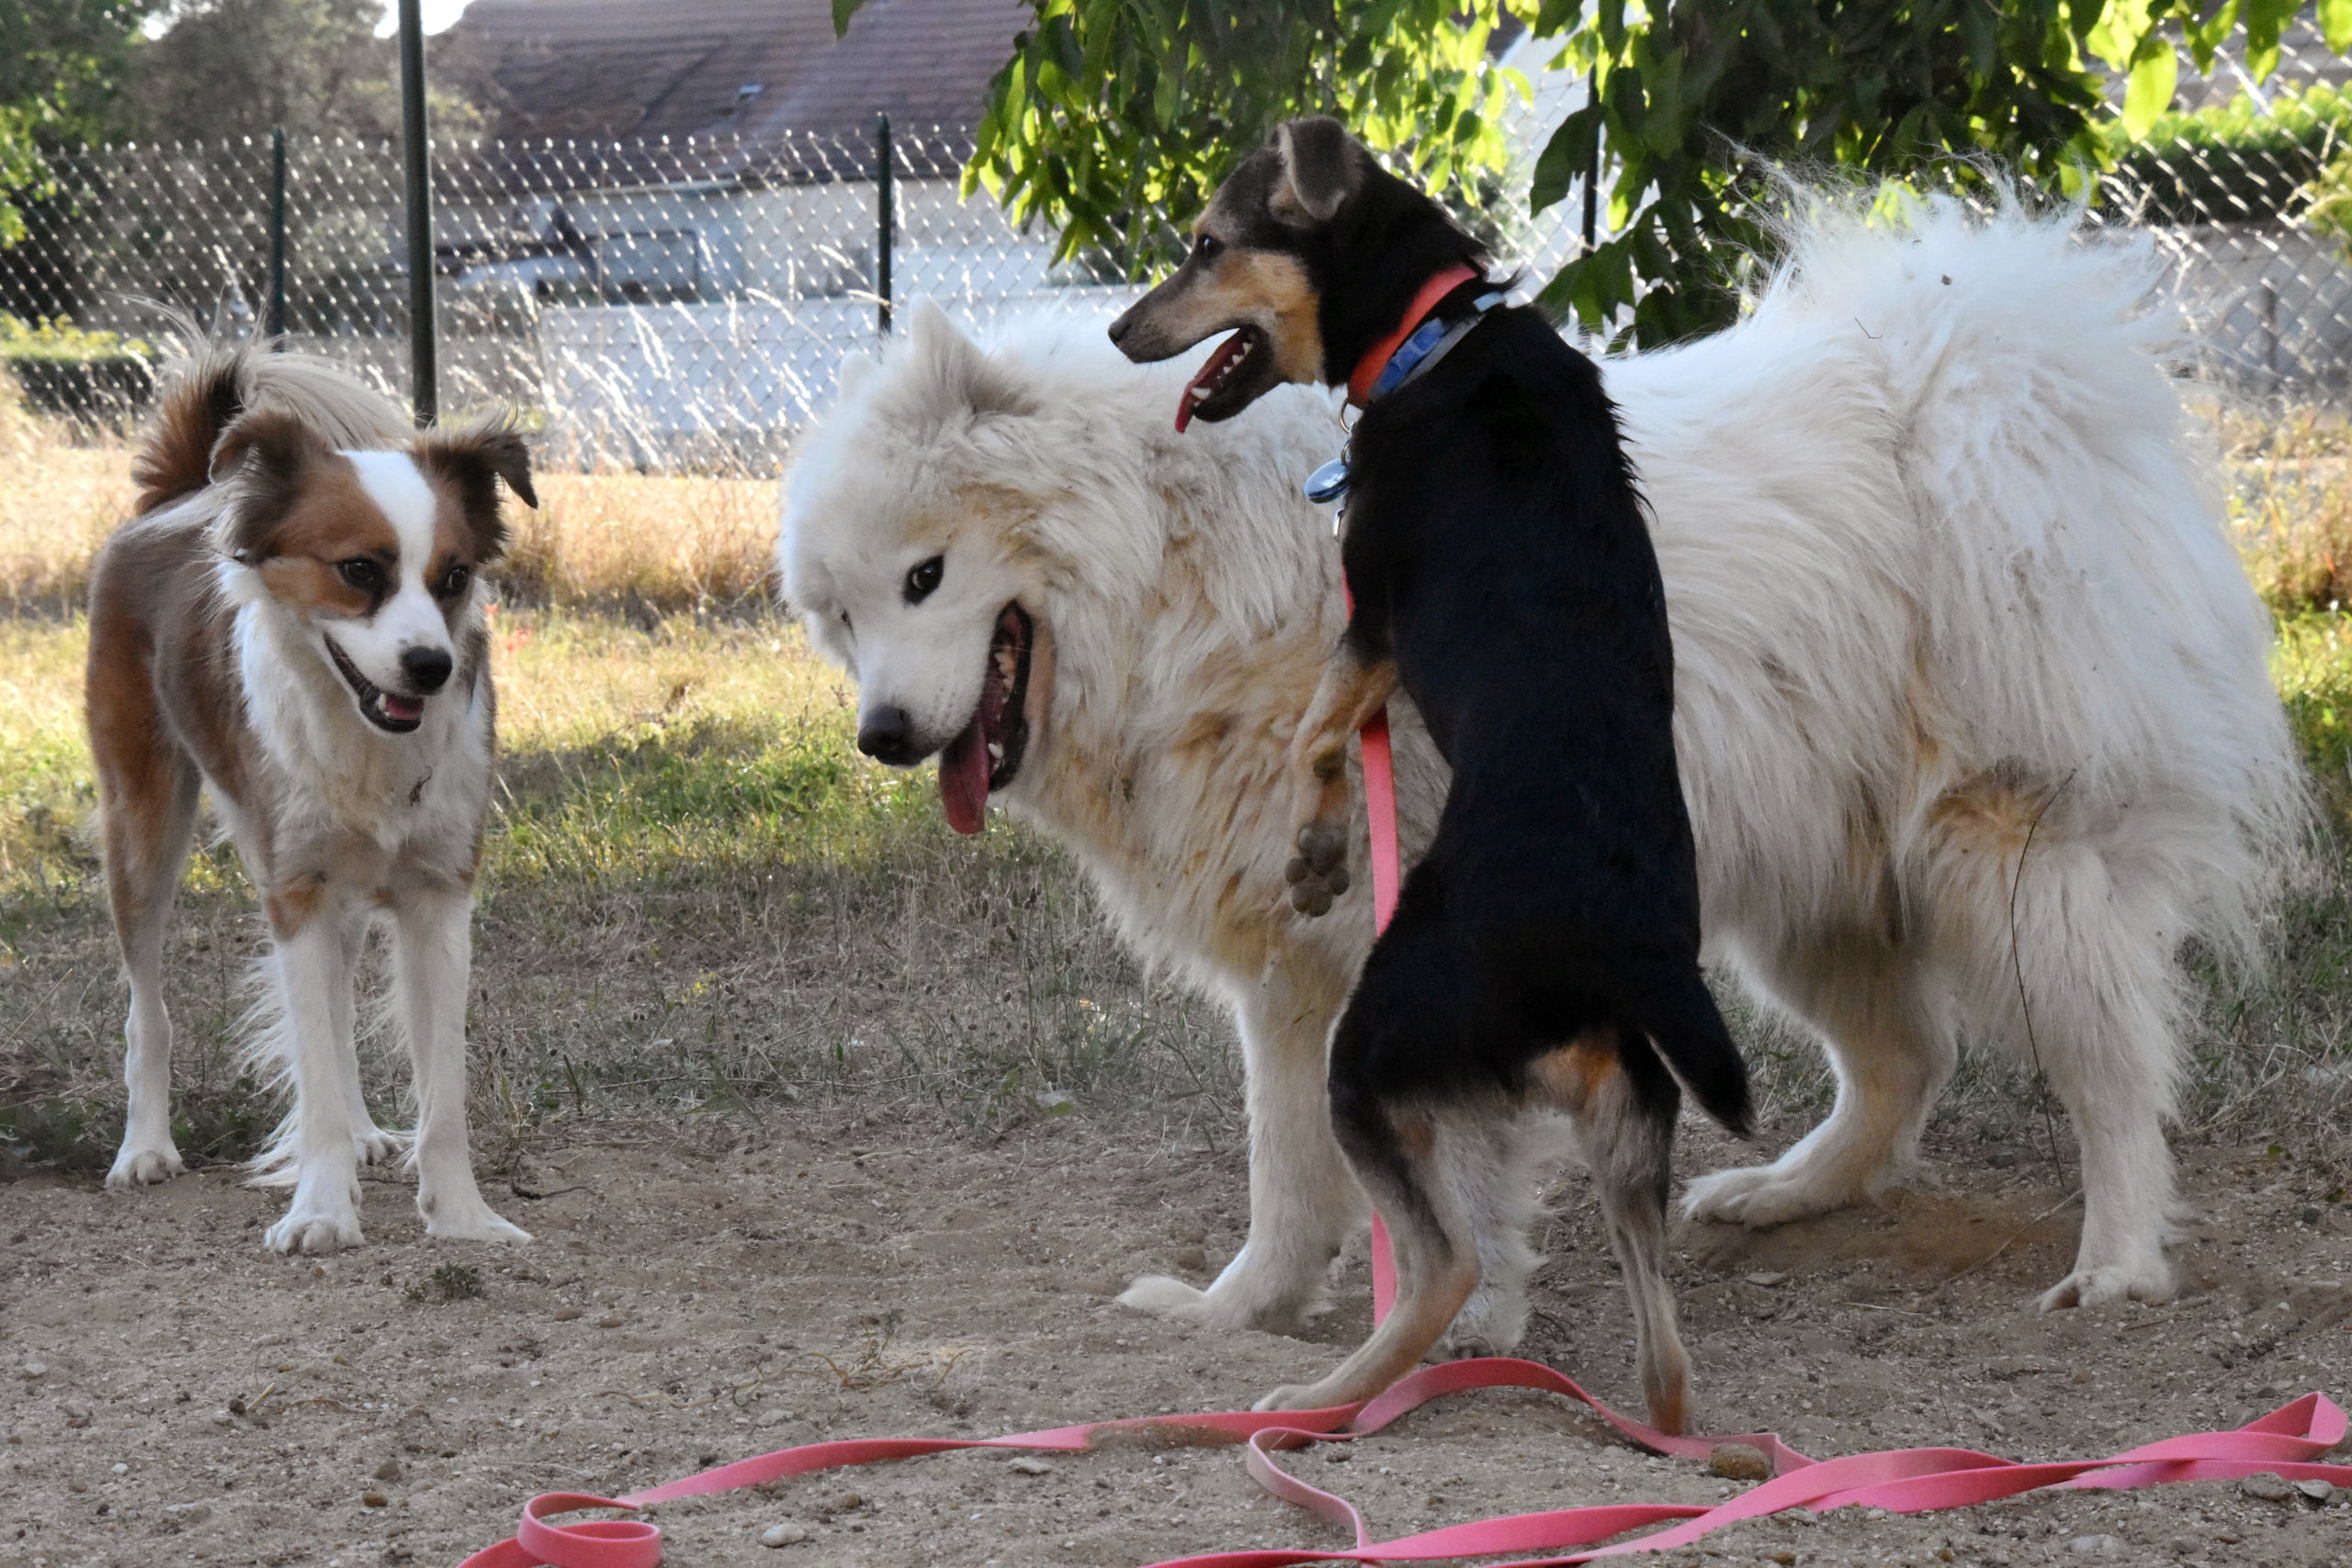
[9, 32, 2352, 468]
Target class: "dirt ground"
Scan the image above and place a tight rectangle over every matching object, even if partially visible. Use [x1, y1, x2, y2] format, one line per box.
[4, 1103, 2349, 1568]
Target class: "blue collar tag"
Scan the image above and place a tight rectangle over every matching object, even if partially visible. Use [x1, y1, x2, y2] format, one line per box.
[1305, 456, 1351, 506]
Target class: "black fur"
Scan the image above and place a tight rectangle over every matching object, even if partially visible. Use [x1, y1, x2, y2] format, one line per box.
[1332, 295, 1752, 1142]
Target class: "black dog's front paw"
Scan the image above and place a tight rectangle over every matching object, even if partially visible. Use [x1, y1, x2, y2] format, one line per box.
[1284, 821, 1351, 917]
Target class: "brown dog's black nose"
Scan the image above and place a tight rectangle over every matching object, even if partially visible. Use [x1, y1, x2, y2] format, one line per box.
[857, 705, 920, 765]
[401, 647, 453, 694]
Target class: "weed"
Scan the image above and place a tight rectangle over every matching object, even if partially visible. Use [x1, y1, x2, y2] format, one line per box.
[409, 1263, 486, 1303]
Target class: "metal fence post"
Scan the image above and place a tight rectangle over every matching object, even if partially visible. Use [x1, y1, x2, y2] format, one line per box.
[876, 111, 894, 337]
[1580, 68, 1599, 254]
[397, 0, 436, 427]
[267, 127, 288, 342]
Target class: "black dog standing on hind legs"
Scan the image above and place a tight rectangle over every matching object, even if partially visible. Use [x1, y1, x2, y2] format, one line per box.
[1108, 117, 1752, 1427]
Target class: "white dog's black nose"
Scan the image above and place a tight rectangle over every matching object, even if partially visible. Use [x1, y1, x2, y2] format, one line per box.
[857, 705, 920, 764]
[401, 647, 454, 694]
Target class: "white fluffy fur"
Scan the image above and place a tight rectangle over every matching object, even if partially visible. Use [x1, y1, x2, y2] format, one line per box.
[781, 190, 2304, 1346]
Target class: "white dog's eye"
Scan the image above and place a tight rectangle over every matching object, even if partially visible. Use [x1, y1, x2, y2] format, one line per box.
[904, 555, 944, 605]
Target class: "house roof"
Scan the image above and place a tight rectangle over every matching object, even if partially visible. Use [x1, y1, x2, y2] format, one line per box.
[453, 0, 1024, 146]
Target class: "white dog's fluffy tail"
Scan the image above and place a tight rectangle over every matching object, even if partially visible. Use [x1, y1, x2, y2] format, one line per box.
[1749, 188, 2308, 965]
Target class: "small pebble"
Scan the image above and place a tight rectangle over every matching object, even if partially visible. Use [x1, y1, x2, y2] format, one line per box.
[1708, 1442, 1770, 1482]
[1173, 1245, 1208, 1272]
[63, 1404, 92, 1428]
[1009, 1456, 1054, 1476]
[758, 1408, 797, 1427]
[361, 1491, 389, 1508]
[552, 1307, 582, 1322]
[111, 1462, 129, 1475]
[18, 1361, 46, 1379]
[374, 1458, 402, 1482]
[1769, 1551, 1796, 1567]
[2293, 1477, 2335, 1505]
[2242, 1472, 2295, 1502]
[1745, 1271, 1789, 1287]
[758, 1521, 808, 1547]
[2067, 1535, 2121, 1556]
[596, 1315, 626, 1329]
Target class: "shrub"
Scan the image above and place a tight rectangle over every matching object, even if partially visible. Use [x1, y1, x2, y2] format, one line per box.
[2101, 84, 2352, 225]
[0, 315, 155, 424]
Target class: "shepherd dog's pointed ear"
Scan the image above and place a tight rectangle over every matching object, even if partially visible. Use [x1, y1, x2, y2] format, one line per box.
[1271, 118, 1364, 225]
[209, 409, 329, 561]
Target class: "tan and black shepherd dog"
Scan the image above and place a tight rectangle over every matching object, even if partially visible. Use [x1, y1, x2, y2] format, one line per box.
[1108, 118, 1752, 1423]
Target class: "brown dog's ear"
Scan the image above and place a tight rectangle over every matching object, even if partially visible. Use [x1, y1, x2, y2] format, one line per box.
[416, 423, 536, 563]
[1270, 118, 1363, 225]
[209, 409, 328, 561]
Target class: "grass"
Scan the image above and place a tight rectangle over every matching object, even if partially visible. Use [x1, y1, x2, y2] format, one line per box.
[3, 390, 2352, 1183]
[0, 389, 778, 618]
[0, 603, 1241, 1177]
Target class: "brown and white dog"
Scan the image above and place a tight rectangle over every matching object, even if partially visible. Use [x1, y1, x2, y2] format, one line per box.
[88, 336, 537, 1255]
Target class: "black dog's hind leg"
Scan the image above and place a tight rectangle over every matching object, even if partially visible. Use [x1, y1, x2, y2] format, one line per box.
[1283, 641, 1396, 917]
[1538, 1029, 1692, 1434]
[1256, 1079, 1483, 1411]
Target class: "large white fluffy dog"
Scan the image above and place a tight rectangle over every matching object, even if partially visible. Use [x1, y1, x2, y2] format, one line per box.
[780, 194, 2303, 1352]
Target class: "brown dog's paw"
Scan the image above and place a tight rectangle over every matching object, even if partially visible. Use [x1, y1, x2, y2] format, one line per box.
[1285, 821, 1351, 917]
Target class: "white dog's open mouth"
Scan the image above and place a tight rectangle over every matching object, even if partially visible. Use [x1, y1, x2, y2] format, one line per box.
[324, 636, 425, 733]
[938, 602, 1034, 834]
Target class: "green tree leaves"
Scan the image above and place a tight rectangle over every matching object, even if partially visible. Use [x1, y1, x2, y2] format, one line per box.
[861, 2, 2325, 344]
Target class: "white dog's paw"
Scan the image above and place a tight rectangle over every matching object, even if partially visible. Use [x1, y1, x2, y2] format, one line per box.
[265, 1207, 364, 1256]
[106, 1143, 186, 1190]
[421, 1197, 532, 1245]
[1252, 1382, 1333, 1413]
[1117, 1274, 1312, 1334]
[2037, 1257, 2175, 1312]
[354, 1125, 408, 1168]
[1681, 1163, 1862, 1228]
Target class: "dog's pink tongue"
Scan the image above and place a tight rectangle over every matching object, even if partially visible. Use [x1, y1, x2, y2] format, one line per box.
[383, 694, 424, 724]
[937, 718, 989, 835]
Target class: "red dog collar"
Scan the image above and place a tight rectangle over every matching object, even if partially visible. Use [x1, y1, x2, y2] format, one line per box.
[1344, 264, 1481, 406]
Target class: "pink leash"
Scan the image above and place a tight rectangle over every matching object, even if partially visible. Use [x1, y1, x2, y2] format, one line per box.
[456, 703, 2352, 1566]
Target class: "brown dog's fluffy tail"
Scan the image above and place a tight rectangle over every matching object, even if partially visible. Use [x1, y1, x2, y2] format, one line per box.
[130, 320, 410, 514]
[130, 349, 248, 514]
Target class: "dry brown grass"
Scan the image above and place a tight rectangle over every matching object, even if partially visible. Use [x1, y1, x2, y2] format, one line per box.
[0, 378, 133, 617]
[0, 382, 777, 617]
[503, 470, 777, 615]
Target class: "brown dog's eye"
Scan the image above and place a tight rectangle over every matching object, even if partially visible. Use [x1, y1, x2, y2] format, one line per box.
[337, 558, 385, 595]
[439, 564, 471, 597]
[1193, 233, 1223, 264]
